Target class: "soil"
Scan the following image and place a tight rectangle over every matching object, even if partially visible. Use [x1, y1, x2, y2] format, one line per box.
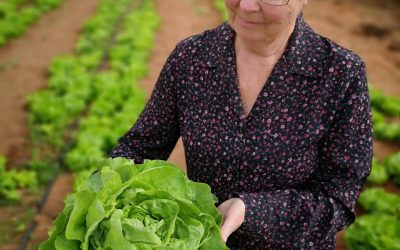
[0, 0, 99, 249]
[0, 191, 37, 250]
[304, 0, 400, 97]
[0, 0, 99, 167]
[0, 0, 399, 249]
[28, 174, 74, 249]
[14, 0, 222, 249]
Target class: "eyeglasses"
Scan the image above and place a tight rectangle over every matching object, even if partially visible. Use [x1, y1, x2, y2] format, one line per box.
[260, 0, 289, 6]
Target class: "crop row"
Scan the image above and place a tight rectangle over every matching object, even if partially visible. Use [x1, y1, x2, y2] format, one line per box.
[28, 0, 133, 149]
[345, 187, 400, 249]
[346, 86, 400, 249]
[0, 2, 160, 249]
[0, 0, 63, 47]
[0, 155, 37, 204]
[0, 0, 159, 204]
[368, 154, 400, 185]
[27, 0, 138, 187]
[67, 1, 160, 188]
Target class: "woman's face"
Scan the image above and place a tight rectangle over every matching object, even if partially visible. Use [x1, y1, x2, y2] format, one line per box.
[224, 0, 308, 42]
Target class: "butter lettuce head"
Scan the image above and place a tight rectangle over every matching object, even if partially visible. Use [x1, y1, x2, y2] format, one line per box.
[39, 158, 228, 250]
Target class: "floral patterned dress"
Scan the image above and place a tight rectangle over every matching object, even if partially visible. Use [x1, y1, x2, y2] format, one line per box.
[109, 15, 373, 250]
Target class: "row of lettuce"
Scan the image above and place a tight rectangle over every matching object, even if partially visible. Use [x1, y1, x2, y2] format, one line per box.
[367, 86, 400, 186]
[0, 155, 37, 203]
[0, 0, 159, 206]
[345, 87, 400, 250]
[19, 1, 228, 248]
[346, 187, 400, 249]
[211, 1, 400, 249]
[0, 0, 398, 248]
[0, 0, 63, 47]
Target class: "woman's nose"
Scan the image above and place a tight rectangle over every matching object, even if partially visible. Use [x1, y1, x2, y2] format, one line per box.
[239, 0, 261, 12]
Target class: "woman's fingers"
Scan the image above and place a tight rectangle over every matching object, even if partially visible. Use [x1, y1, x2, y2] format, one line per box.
[218, 198, 246, 242]
[220, 214, 236, 242]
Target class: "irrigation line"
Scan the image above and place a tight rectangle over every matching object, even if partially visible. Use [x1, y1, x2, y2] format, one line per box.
[19, 178, 56, 250]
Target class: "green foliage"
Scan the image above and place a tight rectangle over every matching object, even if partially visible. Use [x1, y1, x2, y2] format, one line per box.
[0, 0, 62, 47]
[358, 188, 400, 215]
[0, 155, 38, 204]
[213, 0, 228, 21]
[369, 84, 400, 144]
[28, 0, 136, 185]
[372, 109, 400, 143]
[370, 85, 400, 117]
[28, 56, 92, 147]
[28, 0, 133, 149]
[345, 214, 400, 250]
[39, 158, 228, 250]
[27, 158, 60, 184]
[65, 1, 159, 173]
[6, 0, 142, 206]
[383, 152, 400, 185]
[345, 188, 400, 249]
[367, 157, 389, 185]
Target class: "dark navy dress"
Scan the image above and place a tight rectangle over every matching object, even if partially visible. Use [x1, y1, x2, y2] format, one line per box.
[109, 15, 373, 250]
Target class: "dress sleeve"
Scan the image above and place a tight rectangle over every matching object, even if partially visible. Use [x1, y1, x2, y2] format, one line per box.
[234, 62, 373, 248]
[108, 45, 181, 163]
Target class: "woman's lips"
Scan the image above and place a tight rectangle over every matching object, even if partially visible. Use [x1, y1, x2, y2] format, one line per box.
[237, 15, 264, 27]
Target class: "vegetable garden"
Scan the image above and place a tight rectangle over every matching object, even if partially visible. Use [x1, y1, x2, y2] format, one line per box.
[0, 0, 399, 249]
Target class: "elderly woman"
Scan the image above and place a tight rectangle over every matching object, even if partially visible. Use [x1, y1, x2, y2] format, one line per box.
[110, 0, 373, 249]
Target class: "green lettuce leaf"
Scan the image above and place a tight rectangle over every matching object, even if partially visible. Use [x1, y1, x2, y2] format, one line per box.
[39, 158, 228, 250]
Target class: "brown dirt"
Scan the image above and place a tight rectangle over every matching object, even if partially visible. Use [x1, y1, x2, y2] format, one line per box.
[0, 0, 399, 249]
[304, 0, 400, 96]
[0, 0, 99, 167]
[0, 0, 99, 249]
[13, 0, 222, 249]
[373, 140, 400, 159]
[0, 191, 38, 250]
[28, 174, 74, 249]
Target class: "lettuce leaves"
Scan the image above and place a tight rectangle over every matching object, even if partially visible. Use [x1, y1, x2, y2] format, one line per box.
[345, 188, 400, 250]
[39, 158, 228, 250]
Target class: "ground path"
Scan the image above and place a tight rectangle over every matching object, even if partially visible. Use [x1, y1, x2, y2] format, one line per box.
[1, 0, 400, 249]
[25, 0, 221, 249]
[0, 0, 99, 166]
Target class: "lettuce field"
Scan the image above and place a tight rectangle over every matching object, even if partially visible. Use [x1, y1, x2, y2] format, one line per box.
[0, 0, 399, 249]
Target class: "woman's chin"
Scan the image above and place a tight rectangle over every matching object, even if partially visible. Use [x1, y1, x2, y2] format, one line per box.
[230, 20, 266, 42]
[235, 29, 265, 42]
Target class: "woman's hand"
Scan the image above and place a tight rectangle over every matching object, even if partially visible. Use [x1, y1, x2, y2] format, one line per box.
[217, 197, 246, 242]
